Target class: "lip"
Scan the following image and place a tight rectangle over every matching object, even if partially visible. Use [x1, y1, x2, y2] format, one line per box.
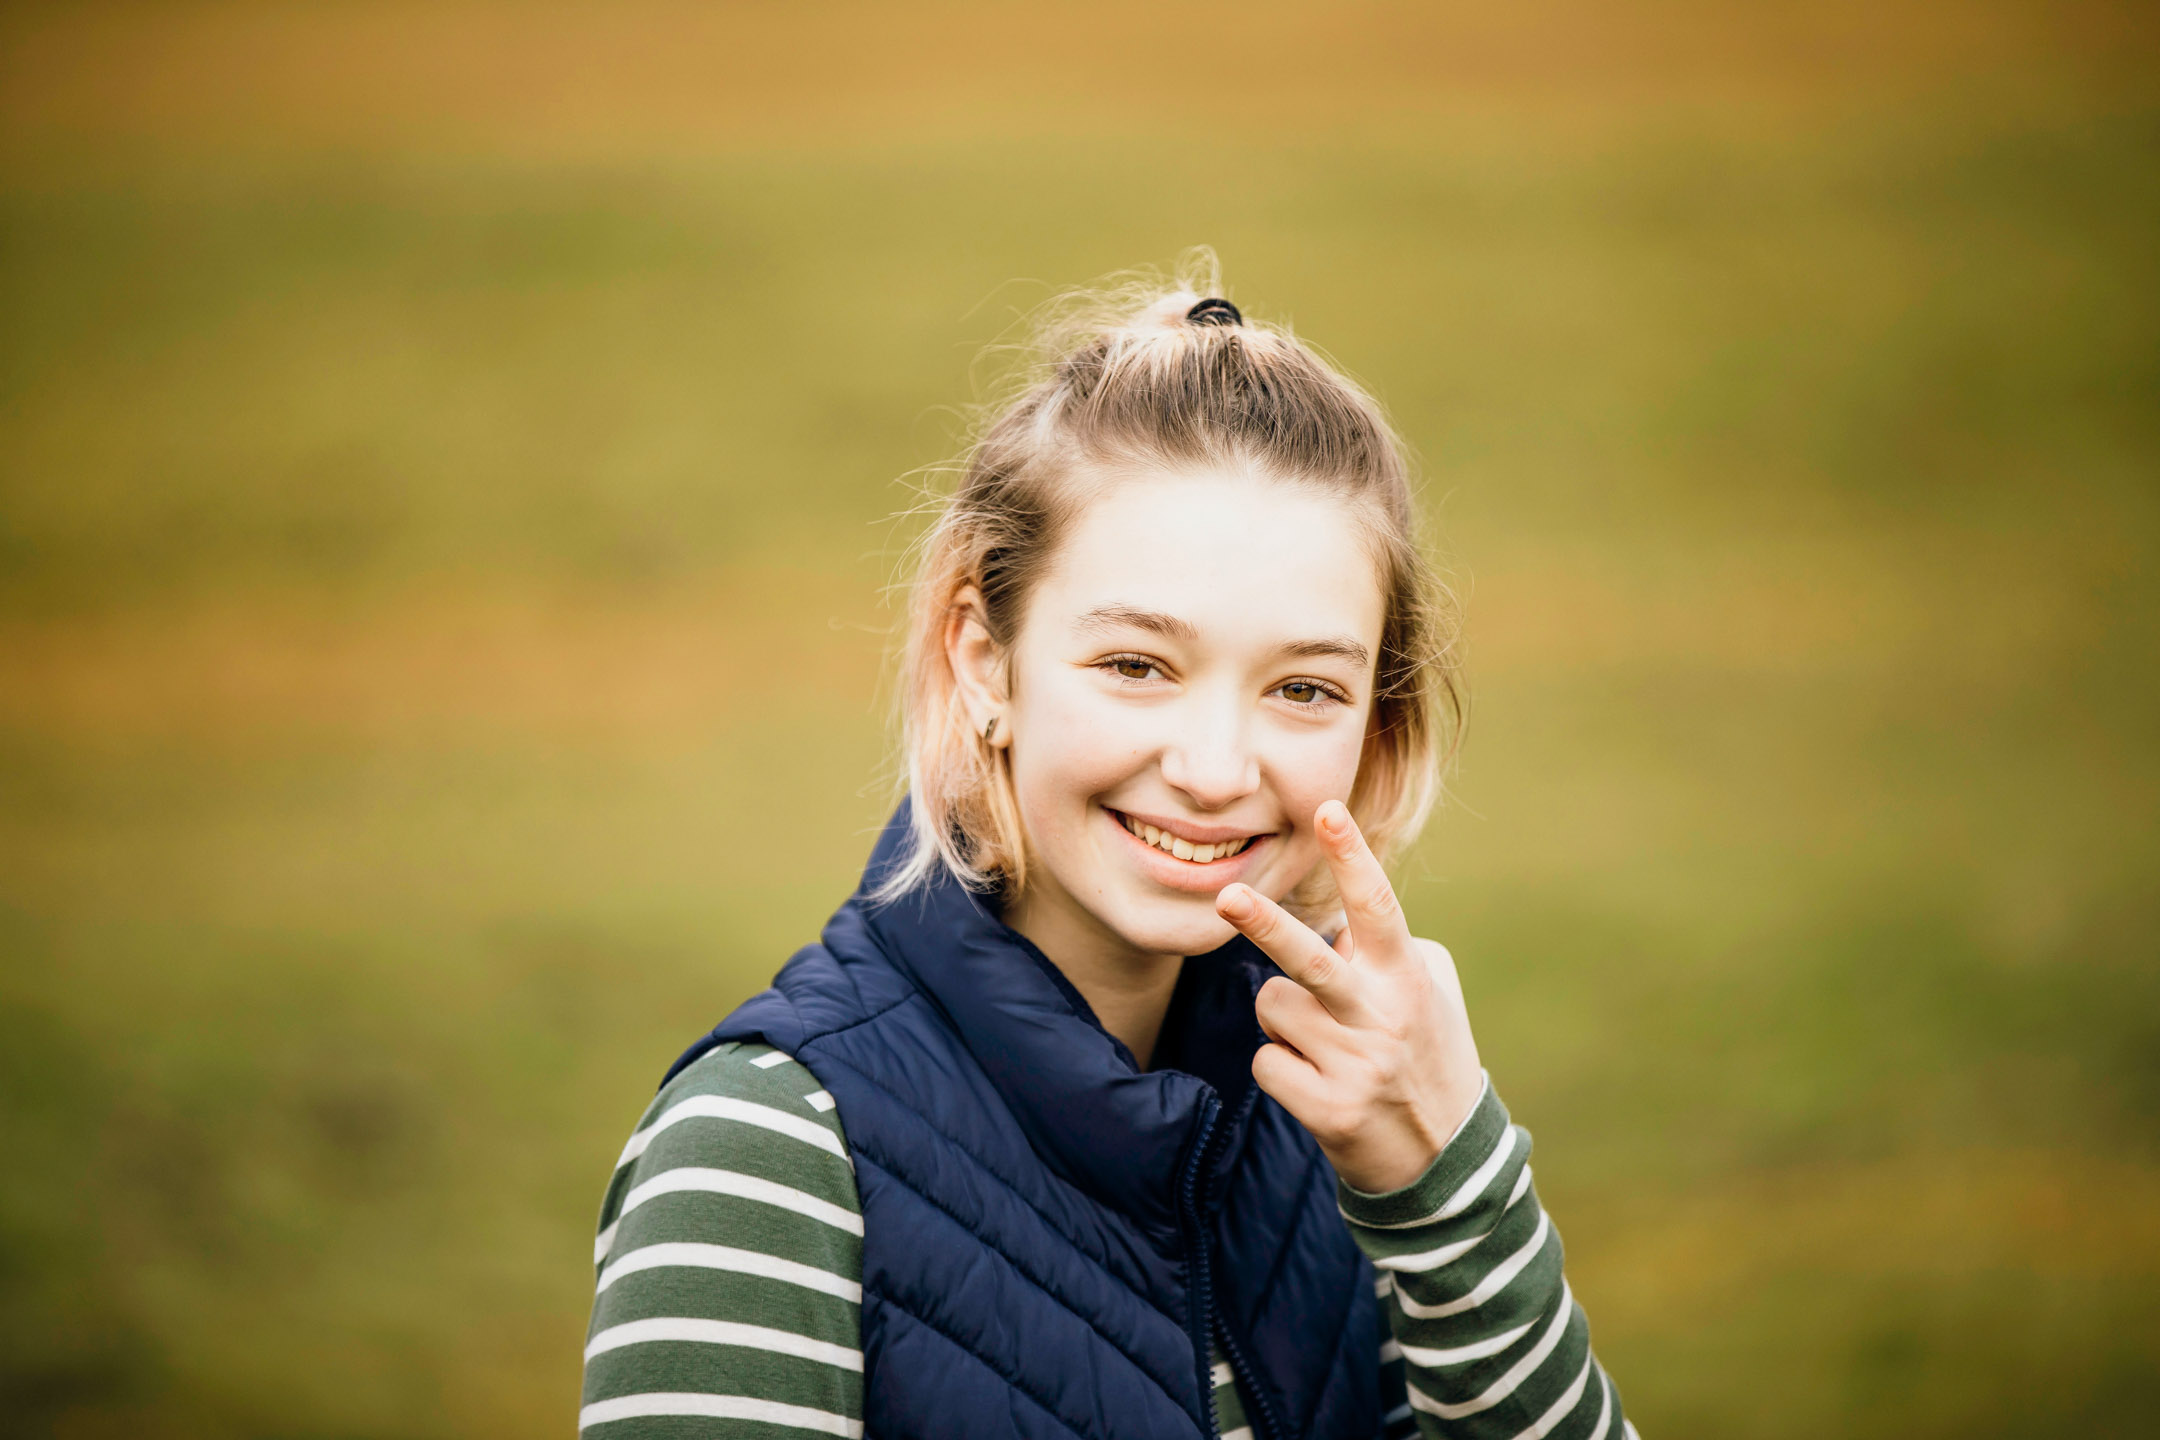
[1103, 806, 1275, 895]
[1110, 807, 1272, 847]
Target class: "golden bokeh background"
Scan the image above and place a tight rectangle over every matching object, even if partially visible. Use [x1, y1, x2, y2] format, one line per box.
[2, 3, 2156, 1435]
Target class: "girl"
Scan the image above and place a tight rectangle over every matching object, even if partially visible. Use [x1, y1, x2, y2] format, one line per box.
[580, 271, 1633, 1439]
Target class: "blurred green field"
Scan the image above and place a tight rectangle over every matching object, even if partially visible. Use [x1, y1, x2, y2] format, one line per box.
[3, 4, 2158, 1436]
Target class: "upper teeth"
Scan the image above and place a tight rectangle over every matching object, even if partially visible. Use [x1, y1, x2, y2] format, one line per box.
[1120, 813, 1252, 863]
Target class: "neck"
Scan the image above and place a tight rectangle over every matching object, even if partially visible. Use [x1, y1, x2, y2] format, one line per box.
[1003, 882, 1183, 1070]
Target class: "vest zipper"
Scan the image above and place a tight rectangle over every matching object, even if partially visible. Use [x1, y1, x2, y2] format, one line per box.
[1211, 1306, 1291, 1440]
[1178, 1094, 1226, 1437]
[1182, 1090, 1293, 1440]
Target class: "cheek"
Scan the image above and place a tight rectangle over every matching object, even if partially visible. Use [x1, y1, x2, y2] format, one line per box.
[1006, 681, 1148, 820]
[1258, 714, 1370, 875]
[1268, 713, 1369, 810]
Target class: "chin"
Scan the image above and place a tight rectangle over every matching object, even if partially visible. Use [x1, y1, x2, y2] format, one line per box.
[1104, 890, 1243, 959]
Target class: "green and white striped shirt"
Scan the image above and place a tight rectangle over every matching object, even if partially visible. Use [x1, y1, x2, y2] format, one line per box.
[584, 1041, 1631, 1439]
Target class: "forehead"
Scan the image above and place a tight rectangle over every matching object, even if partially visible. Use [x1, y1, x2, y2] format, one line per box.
[1031, 468, 1385, 651]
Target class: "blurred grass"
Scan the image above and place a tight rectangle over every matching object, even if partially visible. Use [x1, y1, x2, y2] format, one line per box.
[2, 3, 2159, 1436]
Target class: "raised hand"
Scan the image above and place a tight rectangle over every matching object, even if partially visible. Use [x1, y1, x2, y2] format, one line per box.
[1214, 800, 1484, 1194]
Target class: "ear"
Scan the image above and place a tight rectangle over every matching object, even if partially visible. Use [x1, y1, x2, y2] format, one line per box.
[944, 586, 1010, 748]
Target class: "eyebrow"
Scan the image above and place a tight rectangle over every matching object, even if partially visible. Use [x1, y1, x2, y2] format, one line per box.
[1280, 636, 1373, 667]
[1073, 605, 1199, 642]
[1073, 605, 1371, 669]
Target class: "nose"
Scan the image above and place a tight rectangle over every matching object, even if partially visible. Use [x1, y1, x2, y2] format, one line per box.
[1159, 693, 1260, 811]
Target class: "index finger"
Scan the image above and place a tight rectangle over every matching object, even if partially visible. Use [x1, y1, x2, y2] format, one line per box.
[1215, 882, 1381, 1026]
[1313, 800, 1415, 965]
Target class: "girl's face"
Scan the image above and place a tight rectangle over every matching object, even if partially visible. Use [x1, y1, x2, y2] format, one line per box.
[993, 470, 1386, 963]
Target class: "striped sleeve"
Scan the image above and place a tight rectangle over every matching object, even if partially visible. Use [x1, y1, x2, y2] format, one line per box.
[583, 1042, 866, 1438]
[1341, 1080, 1634, 1440]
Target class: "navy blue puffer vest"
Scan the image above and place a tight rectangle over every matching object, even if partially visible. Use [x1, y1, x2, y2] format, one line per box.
[667, 805, 1384, 1440]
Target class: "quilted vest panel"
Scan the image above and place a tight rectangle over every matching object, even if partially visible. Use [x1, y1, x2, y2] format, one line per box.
[669, 805, 1383, 1440]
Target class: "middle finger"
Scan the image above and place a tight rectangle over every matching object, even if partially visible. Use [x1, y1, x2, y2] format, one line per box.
[1313, 800, 1417, 972]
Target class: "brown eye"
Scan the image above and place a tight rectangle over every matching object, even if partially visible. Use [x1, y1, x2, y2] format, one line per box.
[1114, 659, 1155, 681]
[1281, 682, 1322, 704]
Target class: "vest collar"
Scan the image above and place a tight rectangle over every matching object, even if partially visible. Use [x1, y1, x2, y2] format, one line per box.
[852, 803, 1272, 1239]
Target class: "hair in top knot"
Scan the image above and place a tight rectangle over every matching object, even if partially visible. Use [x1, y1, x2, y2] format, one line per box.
[881, 249, 1463, 909]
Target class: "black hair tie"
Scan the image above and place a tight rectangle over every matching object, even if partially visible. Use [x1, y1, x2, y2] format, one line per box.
[1185, 297, 1242, 327]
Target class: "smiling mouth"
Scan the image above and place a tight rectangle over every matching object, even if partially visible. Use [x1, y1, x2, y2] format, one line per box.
[1112, 810, 1261, 864]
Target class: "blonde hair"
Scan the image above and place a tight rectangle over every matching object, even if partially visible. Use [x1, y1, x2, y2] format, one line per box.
[878, 258, 1462, 907]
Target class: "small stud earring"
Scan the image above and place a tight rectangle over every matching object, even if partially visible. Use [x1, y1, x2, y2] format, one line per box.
[982, 716, 999, 744]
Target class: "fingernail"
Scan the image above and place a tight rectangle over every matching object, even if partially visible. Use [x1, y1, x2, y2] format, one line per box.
[1218, 887, 1255, 921]
[1320, 803, 1349, 835]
